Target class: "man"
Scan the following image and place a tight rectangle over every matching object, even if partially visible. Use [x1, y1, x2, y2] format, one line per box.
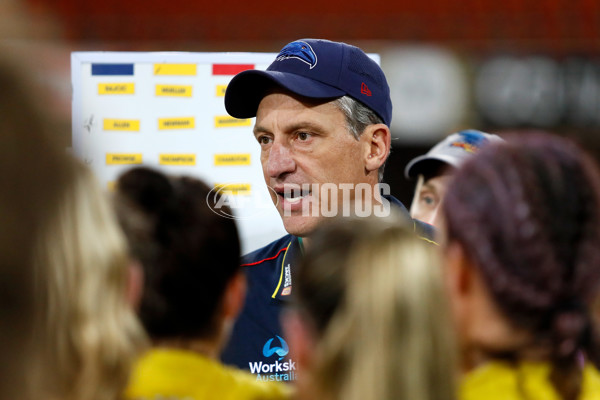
[405, 130, 503, 227]
[220, 38, 434, 379]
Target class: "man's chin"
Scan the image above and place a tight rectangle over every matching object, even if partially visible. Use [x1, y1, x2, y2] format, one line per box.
[280, 214, 321, 238]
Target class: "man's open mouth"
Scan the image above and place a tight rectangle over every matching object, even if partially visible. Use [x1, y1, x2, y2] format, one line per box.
[276, 187, 312, 204]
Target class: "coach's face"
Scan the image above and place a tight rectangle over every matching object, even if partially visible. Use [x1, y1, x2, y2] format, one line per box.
[254, 91, 385, 237]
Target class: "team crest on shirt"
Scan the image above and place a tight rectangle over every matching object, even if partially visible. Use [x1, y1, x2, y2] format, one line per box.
[275, 41, 318, 69]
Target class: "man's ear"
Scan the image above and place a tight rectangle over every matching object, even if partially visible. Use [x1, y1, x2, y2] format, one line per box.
[222, 271, 247, 321]
[362, 124, 391, 174]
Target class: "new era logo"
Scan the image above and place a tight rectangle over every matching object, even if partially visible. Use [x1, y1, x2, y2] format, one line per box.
[361, 82, 372, 96]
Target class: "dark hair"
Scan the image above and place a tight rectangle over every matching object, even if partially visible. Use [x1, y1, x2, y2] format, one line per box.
[114, 167, 241, 340]
[443, 133, 600, 400]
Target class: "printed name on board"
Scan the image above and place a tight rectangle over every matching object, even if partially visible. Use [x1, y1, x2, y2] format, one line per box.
[105, 153, 142, 165]
[159, 154, 196, 166]
[214, 115, 252, 128]
[215, 84, 228, 97]
[158, 117, 195, 130]
[103, 119, 140, 131]
[155, 85, 192, 97]
[98, 83, 135, 95]
[214, 154, 251, 166]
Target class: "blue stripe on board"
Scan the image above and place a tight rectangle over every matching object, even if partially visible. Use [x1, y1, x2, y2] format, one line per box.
[91, 64, 134, 76]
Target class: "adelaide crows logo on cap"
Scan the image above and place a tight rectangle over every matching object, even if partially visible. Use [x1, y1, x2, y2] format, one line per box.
[451, 130, 489, 154]
[275, 41, 318, 69]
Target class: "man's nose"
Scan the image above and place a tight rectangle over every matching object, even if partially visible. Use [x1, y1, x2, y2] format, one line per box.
[266, 141, 295, 178]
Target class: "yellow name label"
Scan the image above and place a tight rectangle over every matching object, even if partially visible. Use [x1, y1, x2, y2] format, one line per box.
[158, 117, 195, 130]
[156, 84, 192, 97]
[159, 154, 196, 166]
[214, 153, 251, 166]
[214, 115, 252, 128]
[103, 119, 140, 131]
[106, 153, 142, 165]
[98, 83, 135, 94]
[154, 64, 197, 76]
[214, 183, 252, 196]
[215, 84, 227, 97]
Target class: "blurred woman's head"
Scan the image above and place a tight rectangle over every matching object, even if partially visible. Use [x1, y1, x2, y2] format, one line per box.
[33, 160, 147, 400]
[290, 214, 456, 400]
[0, 55, 72, 400]
[114, 167, 242, 352]
[442, 133, 600, 399]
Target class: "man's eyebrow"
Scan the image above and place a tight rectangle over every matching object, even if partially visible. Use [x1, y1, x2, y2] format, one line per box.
[287, 121, 327, 133]
[254, 121, 327, 137]
[253, 125, 270, 136]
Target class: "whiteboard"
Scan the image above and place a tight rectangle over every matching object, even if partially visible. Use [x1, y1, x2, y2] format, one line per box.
[71, 51, 287, 254]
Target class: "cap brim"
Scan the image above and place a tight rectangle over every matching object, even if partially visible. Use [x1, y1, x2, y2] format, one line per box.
[404, 154, 460, 179]
[225, 70, 346, 119]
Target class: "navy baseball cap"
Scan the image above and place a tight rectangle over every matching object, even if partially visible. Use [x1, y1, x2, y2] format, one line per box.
[404, 130, 504, 179]
[225, 39, 392, 127]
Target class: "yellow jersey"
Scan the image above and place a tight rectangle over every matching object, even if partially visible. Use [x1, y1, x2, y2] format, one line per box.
[125, 348, 293, 400]
[461, 360, 600, 400]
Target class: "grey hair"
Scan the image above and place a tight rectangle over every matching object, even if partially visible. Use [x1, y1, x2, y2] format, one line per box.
[334, 96, 388, 182]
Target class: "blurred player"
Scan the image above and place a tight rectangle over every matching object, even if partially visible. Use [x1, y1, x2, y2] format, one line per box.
[405, 130, 502, 227]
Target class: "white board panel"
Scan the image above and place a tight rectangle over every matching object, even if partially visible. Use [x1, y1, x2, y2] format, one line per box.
[71, 51, 287, 254]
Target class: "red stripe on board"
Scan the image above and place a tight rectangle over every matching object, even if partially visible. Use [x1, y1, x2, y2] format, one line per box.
[212, 64, 255, 75]
[241, 246, 288, 267]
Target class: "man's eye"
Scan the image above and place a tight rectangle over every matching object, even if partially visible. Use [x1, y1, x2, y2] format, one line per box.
[257, 136, 272, 145]
[297, 132, 311, 141]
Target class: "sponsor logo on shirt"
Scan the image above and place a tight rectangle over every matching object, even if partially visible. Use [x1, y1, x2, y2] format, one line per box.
[249, 335, 297, 382]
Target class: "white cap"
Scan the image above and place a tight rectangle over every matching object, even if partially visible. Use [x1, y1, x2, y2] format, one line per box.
[404, 130, 503, 179]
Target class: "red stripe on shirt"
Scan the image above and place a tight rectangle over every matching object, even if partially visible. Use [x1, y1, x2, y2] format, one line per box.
[241, 246, 289, 267]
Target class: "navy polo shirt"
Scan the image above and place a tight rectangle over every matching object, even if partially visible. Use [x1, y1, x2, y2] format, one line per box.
[220, 195, 435, 382]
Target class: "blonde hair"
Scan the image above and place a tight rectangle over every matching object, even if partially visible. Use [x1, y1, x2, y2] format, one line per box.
[33, 160, 147, 400]
[0, 54, 71, 400]
[305, 215, 456, 400]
